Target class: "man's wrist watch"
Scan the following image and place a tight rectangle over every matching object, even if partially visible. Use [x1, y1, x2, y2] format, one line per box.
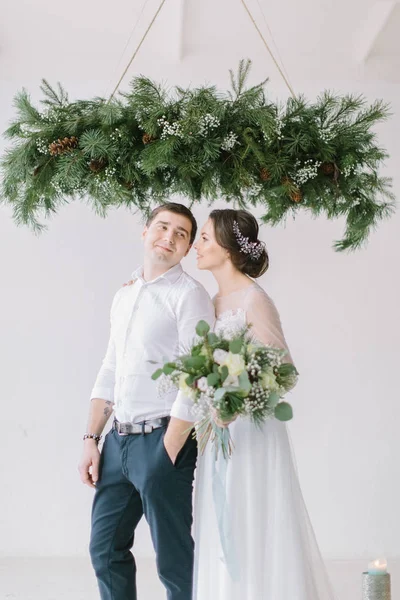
[83, 433, 102, 443]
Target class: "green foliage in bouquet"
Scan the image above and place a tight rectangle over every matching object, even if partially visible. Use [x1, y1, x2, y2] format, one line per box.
[153, 320, 298, 458]
[1, 60, 394, 251]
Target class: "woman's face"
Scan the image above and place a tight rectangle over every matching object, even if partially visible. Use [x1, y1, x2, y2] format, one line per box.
[194, 218, 229, 271]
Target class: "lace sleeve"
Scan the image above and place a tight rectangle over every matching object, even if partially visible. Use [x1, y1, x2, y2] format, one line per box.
[245, 288, 294, 365]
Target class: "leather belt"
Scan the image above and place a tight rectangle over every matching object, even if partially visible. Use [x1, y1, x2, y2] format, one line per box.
[113, 416, 170, 435]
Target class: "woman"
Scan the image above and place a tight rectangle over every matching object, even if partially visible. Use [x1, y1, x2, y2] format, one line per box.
[192, 209, 335, 600]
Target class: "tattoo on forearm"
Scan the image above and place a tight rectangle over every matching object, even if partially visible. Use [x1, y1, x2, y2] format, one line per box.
[103, 401, 113, 417]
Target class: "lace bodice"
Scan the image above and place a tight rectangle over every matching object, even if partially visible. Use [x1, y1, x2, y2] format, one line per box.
[214, 308, 246, 339]
[214, 283, 293, 364]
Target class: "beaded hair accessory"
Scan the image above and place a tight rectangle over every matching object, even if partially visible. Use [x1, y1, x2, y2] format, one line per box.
[232, 221, 264, 260]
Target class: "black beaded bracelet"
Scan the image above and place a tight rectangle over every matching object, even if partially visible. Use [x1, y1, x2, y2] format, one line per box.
[83, 433, 102, 443]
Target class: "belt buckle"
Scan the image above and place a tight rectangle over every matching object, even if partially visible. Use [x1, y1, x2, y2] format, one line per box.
[116, 420, 130, 435]
[121, 422, 129, 435]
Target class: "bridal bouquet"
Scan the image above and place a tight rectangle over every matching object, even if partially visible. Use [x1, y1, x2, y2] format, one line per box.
[152, 320, 298, 458]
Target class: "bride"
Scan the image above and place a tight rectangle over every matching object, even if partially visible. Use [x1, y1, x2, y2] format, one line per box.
[191, 208, 335, 600]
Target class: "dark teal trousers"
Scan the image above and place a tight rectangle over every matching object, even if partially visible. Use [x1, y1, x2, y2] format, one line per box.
[89, 423, 197, 600]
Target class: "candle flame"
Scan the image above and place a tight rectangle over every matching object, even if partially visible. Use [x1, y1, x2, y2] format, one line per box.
[373, 559, 387, 568]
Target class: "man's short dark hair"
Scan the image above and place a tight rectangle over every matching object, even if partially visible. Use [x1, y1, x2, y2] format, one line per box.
[146, 203, 197, 245]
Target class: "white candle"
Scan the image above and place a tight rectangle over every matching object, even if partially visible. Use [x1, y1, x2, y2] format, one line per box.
[368, 558, 388, 575]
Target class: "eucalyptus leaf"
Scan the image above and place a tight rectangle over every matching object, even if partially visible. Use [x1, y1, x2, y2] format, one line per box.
[207, 332, 219, 345]
[214, 387, 226, 401]
[220, 365, 229, 383]
[182, 355, 206, 369]
[207, 372, 220, 387]
[186, 374, 199, 387]
[151, 368, 163, 380]
[196, 320, 210, 336]
[229, 338, 242, 354]
[267, 391, 280, 408]
[274, 402, 293, 421]
[238, 371, 251, 393]
[278, 363, 298, 377]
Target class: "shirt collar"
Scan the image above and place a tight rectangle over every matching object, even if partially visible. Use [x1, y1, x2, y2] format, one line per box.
[131, 263, 183, 286]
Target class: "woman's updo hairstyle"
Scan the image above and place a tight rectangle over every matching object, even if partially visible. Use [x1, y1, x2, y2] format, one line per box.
[209, 209, 269, 278]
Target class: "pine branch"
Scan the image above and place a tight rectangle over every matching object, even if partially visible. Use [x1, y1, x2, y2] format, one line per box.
[0, 62, 395, 251]
[40, 79, 68, 107]
[79, 130, 113, 158]
[13, 90, 43, 124]
[229, 59, 253, 99]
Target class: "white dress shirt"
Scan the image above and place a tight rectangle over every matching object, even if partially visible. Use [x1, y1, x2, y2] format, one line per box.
[90, 263, 215, 423]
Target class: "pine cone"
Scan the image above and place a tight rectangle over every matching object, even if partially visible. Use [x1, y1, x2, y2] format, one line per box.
[49, 136, 78, 156]
[121, 181, 134, 190]
[321, 162, 335, 175]
[89, 158, 107, 173]
[290, 189, 303, 203]
[142, 133, 155, 144]
[260, 167, 271, 182]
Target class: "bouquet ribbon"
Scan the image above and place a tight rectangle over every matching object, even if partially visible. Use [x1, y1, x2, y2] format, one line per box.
[211, 429, 240, 581]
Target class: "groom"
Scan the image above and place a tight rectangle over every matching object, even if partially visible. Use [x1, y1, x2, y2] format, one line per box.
[78, 202, 215, 600]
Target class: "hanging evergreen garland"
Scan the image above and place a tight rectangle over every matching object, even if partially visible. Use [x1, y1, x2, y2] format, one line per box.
[0, 60, 394, 251]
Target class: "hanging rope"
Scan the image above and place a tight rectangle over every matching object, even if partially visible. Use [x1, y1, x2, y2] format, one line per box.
[240, 0, 296, 98]
[254, 0, 294, 92]
[107, 0, 295, 102]
[107, 0, 168, 103]
[104, 0, 152, 98]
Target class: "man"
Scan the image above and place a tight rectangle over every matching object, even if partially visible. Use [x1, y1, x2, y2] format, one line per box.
[78, 203, 215, 600]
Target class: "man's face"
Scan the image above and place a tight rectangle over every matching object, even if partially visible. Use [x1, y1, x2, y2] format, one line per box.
[142, 210, 192, 268]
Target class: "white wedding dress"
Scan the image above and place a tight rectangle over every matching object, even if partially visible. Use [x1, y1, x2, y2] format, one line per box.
[193, 283, 335, 600]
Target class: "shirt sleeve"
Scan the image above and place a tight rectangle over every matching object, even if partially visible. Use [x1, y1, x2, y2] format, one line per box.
[170, 284, 215, 422]
[90, 290, 122, 403]
[245, 288, 295, 366]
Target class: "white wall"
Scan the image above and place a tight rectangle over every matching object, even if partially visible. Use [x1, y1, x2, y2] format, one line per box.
[0, 52, 399, 560]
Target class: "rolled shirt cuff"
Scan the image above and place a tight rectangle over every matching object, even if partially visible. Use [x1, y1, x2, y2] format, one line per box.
[170, 391, 196, 423]
[90, 386, 115, 403]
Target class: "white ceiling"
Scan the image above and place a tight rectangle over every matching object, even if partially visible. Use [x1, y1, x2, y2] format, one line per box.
[0, 0, 399, 94]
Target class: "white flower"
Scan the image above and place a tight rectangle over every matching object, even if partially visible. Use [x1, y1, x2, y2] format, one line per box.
[214, 349, 246, 376]
[223, 373, 239, 388]
[36, 138, 49, 155]
[198, 113, 220, 136]
[178, 373, 196, 399]
[319, 124, 335, 143]
[223, 352, 246, 377]
[275, 117, 284, 140]
[221, 132, 238, 151]
[213, 349, 229, 365]
[156, 373, 177, 397]
[157, 116, 184, 139]
[261, 367, 280, 392]
[247, 342, 262, 354]
[293, 159, 322, 186]
[197, 377, 208, 392]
